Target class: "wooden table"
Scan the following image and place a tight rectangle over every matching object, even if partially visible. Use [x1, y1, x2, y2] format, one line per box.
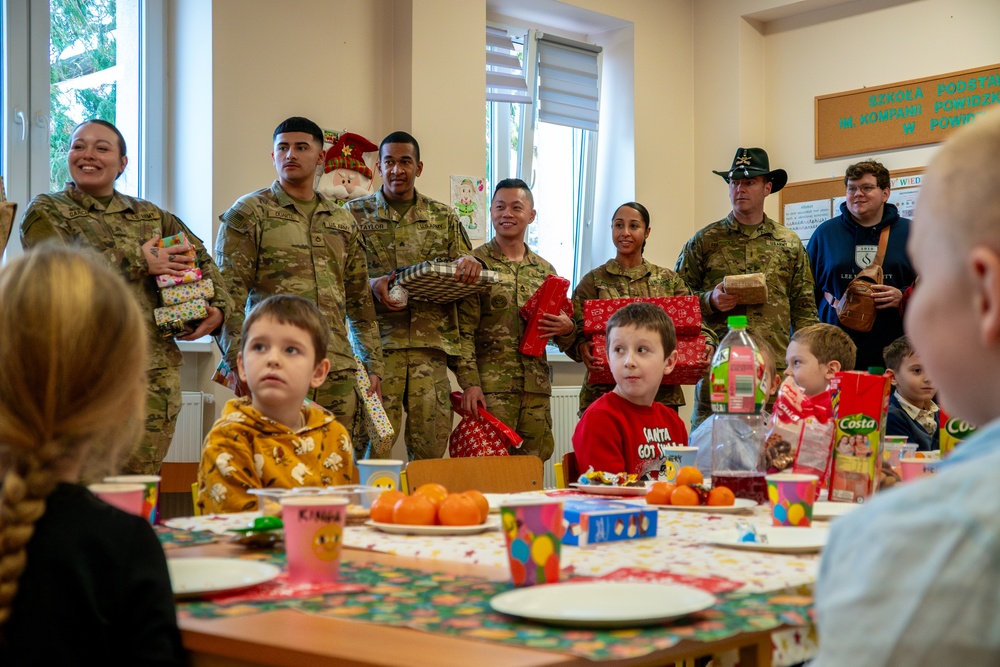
[171, 541, 778, 667]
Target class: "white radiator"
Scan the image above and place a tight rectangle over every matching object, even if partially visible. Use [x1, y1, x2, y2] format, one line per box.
[164, 391, 213, 463]
[546, 386, 581, 488]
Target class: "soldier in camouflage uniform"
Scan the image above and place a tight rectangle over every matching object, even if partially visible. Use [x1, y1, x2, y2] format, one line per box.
[345, 131, 483, 461]
[569, 202, 717, 417]
[20, 119, 234, 475]
[675, 147, 819, 428]
[456, 179, 576, 461]
[214, 117, 383, 460]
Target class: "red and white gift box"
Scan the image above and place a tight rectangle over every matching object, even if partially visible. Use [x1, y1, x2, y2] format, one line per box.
[447, 392, 523, 458]
[588, 334, 707, 385]
[583, 296, 701, 336]
[518, 274, 572, 357]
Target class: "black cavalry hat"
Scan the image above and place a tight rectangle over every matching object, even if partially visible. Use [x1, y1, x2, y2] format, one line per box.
[712, 147, 787, 194]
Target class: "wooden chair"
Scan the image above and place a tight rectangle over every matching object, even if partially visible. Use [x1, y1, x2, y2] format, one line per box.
[405, 456, 544, 493]
[561, 451, 579, 489]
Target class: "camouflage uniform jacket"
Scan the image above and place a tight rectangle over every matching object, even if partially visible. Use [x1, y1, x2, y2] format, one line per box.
[455, 239, 576, 394]
[20, 184, 234, 370]
[214, 181, 383, 378]
[674, 212, 819, 369]
[569, 259, 718, 405]
[346, 188, 472, 358]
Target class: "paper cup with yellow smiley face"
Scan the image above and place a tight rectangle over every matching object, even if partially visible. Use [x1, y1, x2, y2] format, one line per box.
[281, 496, 349, 584]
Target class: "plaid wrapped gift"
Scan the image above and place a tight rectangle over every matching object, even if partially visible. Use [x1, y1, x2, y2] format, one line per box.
[583, 296, 701, 336]
[355, 357, 395, 456]
[160, 278, 215, 306]
[447, 391, 523, 457]
[158, 231, 195, 262]
[588, 334, 707, 385]
[392, 261, 500, 304]
[155, 267, 202, 289]
[153, 298, 208, 337]
[518, 274, 571, 357]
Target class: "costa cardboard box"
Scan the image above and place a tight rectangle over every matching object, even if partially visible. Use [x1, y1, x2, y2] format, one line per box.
[561, 499, 657, 547]
[938, 406, 976, 456]
[828, 371, 891, 503]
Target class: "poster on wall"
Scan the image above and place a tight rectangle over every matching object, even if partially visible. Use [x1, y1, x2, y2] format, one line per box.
[450, 175, 487, 240]
[784, 199, 833, 244]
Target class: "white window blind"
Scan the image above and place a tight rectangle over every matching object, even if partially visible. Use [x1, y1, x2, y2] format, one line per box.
[486, 26, 530, 104]
[536, 33, 601, 131]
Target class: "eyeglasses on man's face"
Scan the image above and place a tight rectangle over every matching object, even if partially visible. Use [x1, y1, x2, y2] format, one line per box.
[846, 184, 883, 195]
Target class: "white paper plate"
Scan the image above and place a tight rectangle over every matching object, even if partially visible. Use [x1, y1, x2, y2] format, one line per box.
[167, 557, 280, 598]
[569, 483, 648, 497]
[163, 512, 262, 535]
[812, 501, 860, 520]
[655, 498, 758, 514]
[490, 582, 715, 628]
[483, 493, 522, 513]
[708, 526, 829, 554]
[365, 517, 499, 536]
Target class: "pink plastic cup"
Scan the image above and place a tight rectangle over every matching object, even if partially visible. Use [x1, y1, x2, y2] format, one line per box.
[88, 483, 146, 516]
[281, 496, 349, 584]
[900, 457, 941, 482]
[104, 475, 161, 524]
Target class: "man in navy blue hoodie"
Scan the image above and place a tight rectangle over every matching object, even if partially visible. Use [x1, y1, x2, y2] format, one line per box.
[807, 160, 917, 371]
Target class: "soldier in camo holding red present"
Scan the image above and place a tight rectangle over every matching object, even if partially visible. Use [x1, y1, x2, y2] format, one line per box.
[455, 179, 576, 462]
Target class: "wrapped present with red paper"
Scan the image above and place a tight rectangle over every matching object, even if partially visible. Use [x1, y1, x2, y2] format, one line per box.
[447, 391, 523, 457]
[583, 296, 701, 336]
[588, 334, 707, 385]
[518, 274, 572, 357]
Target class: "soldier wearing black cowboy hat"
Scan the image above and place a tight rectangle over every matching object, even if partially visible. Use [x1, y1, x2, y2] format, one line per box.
[675, 147, 819, 428]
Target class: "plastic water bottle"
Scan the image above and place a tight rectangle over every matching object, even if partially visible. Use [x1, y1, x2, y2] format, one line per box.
[709, 315, 768, 503]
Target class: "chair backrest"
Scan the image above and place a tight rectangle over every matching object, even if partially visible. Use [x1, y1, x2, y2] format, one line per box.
[405, 456, 544, 493]
[561, 451, 579, 489]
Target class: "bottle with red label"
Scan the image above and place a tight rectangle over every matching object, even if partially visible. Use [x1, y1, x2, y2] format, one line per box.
[709, 315, 768, 503]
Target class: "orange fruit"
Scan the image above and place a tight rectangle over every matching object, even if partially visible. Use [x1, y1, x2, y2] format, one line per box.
[413, 482, 449, 510]
[646, 481, 677, 505]
[707, 486, 736, 507]
[462, 490, 490, 523]
[392, 494, 437, 525]
[438, 493, 482, 526]
[675, 466, 704, 487]
[670, 485, 701, 506]
[370, 490, 405, 523]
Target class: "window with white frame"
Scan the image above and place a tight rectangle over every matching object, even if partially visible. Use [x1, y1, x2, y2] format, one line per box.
[2, 0, 164, 256]
[486, 26, 602, 287]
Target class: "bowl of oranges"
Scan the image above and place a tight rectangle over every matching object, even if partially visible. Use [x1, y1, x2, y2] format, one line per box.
[365, 483, 499, 535]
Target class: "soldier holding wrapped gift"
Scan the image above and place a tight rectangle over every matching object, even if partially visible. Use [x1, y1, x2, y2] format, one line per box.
[346, 131, 482, 461]
[455, 179, 576, 461]
[675, 147, 818, 428]
[20, 119, 233, 475]
[214, 117, 383, 462]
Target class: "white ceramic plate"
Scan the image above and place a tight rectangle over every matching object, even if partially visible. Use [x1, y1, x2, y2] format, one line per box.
[707, 526, 829, 554]
[812, 501, 860, 520]
[569, 483, 648, 497]
[365, 517, 500, 536]
[490, 582, 715, 628]
[167, 557, 280, 598]
[655, 498, 758, 514]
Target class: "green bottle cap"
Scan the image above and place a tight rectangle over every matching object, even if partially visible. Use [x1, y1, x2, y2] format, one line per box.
[868, 366, 885, 375]
[728, 315, 748, 328]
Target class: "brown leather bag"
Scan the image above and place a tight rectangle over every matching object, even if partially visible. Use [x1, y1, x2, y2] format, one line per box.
[835, 226, 890, 333]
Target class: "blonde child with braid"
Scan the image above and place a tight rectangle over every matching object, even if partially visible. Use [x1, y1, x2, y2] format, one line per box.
[0, 245, 185, 665]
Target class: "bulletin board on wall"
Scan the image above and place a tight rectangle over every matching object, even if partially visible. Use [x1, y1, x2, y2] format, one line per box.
[779, 167, 924, 245]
